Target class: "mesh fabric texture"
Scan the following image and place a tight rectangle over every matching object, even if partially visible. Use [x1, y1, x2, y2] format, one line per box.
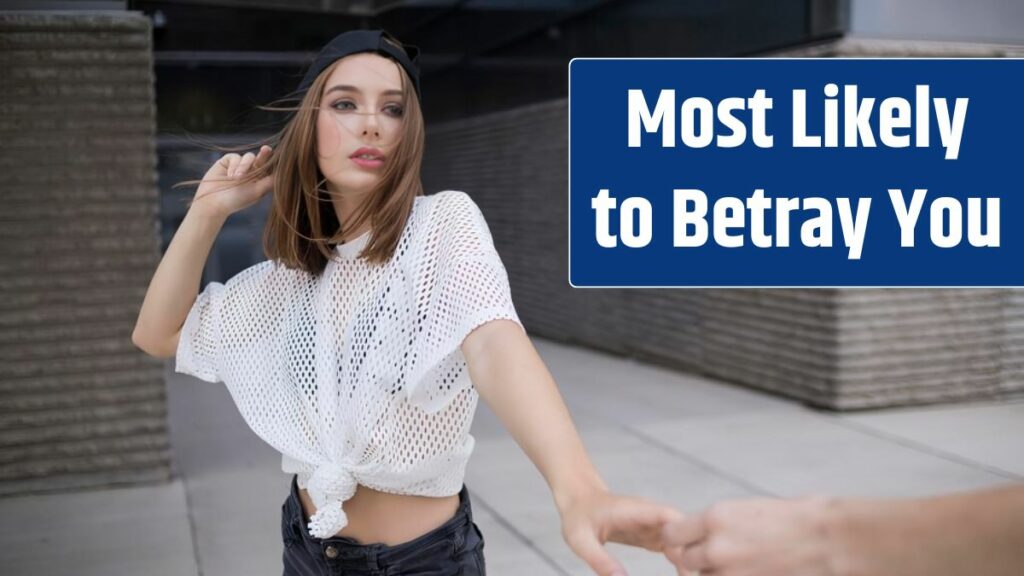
[175, 190, 523, 538]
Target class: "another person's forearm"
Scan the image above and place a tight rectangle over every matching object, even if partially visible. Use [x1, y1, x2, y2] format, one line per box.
[132, 204, 227, 357]
[831, 484, 1024, 576]
[464, 322, 608, 510]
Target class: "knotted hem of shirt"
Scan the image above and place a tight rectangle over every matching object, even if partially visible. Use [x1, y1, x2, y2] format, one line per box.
[305, 462, 358, 539]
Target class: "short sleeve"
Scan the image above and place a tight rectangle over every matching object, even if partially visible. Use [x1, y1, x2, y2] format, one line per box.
[175, 280, 225, 383]
[406, 191, 525, 411]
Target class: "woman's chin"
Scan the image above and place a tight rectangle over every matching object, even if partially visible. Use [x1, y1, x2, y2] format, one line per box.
[330, 175, 380, 193]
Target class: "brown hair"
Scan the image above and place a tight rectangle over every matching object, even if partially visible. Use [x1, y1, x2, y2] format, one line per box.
[173, 36, 425, 276]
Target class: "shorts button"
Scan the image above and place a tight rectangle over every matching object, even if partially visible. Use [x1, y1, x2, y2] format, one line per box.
[324, 545, 339, 559]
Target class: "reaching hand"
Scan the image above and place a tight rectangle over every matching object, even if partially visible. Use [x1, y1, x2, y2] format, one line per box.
[559, 488, 686, 576]
[192, 145, 274, 219]
[662, 497, 841, 576]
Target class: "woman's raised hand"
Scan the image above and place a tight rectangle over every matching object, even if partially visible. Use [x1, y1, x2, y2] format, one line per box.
[192, 145, 274, 219]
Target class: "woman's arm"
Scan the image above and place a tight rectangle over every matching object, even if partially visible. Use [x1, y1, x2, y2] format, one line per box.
[463, 319, 683, 576]
[131, 205, 226, 358]
[132, 147, 272, 358]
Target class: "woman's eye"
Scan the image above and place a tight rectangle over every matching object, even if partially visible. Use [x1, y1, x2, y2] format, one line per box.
[331, 101, 402, 117]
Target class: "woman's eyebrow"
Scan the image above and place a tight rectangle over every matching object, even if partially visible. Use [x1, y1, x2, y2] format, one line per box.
[326, 84, 403, 97]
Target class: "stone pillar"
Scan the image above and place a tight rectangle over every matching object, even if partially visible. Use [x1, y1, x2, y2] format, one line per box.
[0, 11, 170, 495]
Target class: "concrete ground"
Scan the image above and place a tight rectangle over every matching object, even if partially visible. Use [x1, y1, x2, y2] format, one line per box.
[2, 337, 1022, 576]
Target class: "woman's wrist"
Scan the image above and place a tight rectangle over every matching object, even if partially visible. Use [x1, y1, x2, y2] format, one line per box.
[552, 467, 609, 513]
[187, 202, 230, 227]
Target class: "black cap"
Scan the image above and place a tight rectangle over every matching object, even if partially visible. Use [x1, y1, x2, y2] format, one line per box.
[295, 29, 421, 101]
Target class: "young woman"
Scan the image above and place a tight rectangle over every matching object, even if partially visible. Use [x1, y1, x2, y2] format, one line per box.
[133, 29, 682, 576]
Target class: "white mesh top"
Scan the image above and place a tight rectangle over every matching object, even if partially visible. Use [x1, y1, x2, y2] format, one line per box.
[174, 190, 523, 538]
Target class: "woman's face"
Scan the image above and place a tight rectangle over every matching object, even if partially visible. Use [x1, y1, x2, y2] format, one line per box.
[316, 52, 405, 195]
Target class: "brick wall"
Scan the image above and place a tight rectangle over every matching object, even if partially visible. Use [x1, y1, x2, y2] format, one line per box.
[0, 11, 170, 495]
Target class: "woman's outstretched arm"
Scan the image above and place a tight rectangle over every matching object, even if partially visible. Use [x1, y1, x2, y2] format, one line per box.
[462, 319, 684, 576]
[132, 147, 272, 358]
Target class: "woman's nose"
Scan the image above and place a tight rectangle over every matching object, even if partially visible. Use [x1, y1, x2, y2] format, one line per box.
[362, 112, 381, 136]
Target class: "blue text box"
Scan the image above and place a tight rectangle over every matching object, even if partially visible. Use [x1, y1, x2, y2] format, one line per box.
[568, 58, 1024, 287]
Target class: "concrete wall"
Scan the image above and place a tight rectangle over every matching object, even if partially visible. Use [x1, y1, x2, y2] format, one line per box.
[422, 90, 1024, 411]
[851, 0, 1024, 44]
[0, 11, 171, 495]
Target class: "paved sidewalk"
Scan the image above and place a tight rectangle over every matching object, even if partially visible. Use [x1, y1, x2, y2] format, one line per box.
[1, 337, 1022, 575]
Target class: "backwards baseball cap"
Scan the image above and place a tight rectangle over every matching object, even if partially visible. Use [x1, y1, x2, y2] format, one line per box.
[294, 29, 421, 102]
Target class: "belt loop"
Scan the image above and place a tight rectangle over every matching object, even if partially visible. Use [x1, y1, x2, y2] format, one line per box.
[452, 526, 465, 555]
[462, 485, 474, 523]
[287, 477, 302, 527]
[368, 545, 381, 574]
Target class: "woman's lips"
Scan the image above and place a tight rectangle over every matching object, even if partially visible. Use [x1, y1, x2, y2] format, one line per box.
[350, 156, 384, 169]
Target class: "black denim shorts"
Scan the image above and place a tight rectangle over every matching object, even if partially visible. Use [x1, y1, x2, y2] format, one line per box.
[281, 474, 486, 576]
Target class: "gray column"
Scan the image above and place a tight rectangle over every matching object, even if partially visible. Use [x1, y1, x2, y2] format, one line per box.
[0, 11, 170, 495]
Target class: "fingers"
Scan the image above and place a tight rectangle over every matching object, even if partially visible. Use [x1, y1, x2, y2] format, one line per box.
[662, 514, 712, 574]
[680, 543, 712, 572]
[631, 500, 685, 525]
[664, 545, 690, 574]
[606, 499, 686, 551]
[217, 152, 239, 175]
[229, 152, 255, 178]
[221, 146, 272, 179]
[648, 505, 687, 551]
[253, 145, 272, 168]
[663, 516, 707, 549]
[567, 529, 628, 576]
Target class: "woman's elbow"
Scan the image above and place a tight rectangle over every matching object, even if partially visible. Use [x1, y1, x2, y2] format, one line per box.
[131, 327, 179, 359]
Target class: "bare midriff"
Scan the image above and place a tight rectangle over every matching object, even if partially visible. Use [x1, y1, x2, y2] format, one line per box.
[298, 483, 460, 546]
